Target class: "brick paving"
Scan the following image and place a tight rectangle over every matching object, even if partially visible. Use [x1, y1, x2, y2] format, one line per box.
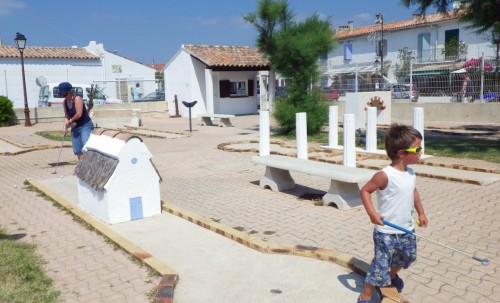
[0, 115, 499, 303]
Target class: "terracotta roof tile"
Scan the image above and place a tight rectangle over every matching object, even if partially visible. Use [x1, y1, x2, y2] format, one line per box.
[0, 46, 100, 60]
[335, 11, 460, 40]
[183, 44, 269, 68]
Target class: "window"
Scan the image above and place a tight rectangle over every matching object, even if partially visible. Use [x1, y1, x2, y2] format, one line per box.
[418, 33, 431, 61]
[219, 79, 254, 98]
[343, 43, 352, 60]
[53, 86, 84, 98]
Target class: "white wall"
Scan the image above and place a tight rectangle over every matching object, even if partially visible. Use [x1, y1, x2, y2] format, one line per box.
[216, 71, 258, 115]
[0, 41, 156, 109]
[165, 50, 198, 117]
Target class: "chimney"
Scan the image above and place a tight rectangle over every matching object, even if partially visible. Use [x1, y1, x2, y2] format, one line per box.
[338, 25, 349, 31]
[348, 21, 354, 32]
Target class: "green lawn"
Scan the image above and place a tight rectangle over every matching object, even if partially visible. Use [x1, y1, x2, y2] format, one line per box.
[0, 227, 60, 303]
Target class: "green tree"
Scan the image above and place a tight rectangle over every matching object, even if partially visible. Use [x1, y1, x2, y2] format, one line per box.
[0, 96, 15, 126]
[394, 47, 415, 82]
[245, 0, 335, 135]
[400, 0, 500, 34]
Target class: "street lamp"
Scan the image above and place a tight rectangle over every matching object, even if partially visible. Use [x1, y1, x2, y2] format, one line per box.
[375, 13, 384, 89]
[15, 32, 31, 127]
[374, 58, 381, 90]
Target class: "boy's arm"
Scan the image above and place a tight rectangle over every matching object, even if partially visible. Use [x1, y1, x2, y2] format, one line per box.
[413, 189, 428, 227]
[361, 171, 387, 226]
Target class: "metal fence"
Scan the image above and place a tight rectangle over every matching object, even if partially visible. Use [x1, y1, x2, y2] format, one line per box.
[326, 55, 500, 102]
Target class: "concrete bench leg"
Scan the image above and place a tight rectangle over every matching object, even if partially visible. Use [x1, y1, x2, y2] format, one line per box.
[200, 117, 214, 126]
[260, 166, 295, 192]
[323, 180, 363, 210]
[218, 118, 233, 127]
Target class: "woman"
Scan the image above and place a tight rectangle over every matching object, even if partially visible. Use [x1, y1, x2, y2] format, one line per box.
[59, 82, 94, 160]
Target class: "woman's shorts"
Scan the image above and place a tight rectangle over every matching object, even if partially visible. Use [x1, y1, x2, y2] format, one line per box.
[71, 120, 94, 155]
[365, 229, 417, 287]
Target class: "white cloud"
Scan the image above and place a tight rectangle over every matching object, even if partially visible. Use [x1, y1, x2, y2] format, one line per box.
[0, 0, 26, 17]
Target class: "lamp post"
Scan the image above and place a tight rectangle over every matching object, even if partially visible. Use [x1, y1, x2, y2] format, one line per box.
[15, 32, 31, 126]
[375, 13, 384, 89]
[374, 58, 380, 90]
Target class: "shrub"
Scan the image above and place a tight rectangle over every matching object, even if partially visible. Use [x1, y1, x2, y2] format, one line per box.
[0, 96, 15, 126]
[273, 88, 329, 135]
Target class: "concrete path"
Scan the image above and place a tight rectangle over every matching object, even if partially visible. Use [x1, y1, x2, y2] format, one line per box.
[30, 176, 369, 303]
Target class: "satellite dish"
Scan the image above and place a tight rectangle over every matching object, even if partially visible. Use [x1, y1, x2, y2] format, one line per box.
[36, 76, 47, 87]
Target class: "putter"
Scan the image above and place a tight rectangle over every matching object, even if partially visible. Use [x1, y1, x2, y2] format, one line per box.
[52, 132, 66, 174]
[381, 219, 489, 266]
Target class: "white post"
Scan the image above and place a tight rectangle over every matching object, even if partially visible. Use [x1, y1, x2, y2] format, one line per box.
[365, 107, 377, 152]
[412, 107, 425, 151]
[328, 106, 338, 148]
[259, 111, 270, 156]
[296, 112, 308, 159]
[343, 114, 356, 167]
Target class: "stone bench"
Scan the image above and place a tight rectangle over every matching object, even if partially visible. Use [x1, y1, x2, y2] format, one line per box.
[91, 108, 141, 129]
[198, 114, 235, 127]
[251, 155, 376, 210]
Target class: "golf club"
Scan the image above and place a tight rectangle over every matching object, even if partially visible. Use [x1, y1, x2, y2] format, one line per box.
[52, 132, 66, 175]
[381, 219, 489, 266]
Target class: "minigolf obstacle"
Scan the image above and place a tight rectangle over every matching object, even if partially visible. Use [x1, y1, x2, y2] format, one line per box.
[74, 129, 162, 224]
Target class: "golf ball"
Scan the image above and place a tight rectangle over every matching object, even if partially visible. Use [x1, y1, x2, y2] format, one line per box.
[13, 185, 17, 188]
[416, 219, 421, 226]
[60, 175, 64, 178]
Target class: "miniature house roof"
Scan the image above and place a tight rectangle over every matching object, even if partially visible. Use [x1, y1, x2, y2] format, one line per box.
[75, 129, 161, 191]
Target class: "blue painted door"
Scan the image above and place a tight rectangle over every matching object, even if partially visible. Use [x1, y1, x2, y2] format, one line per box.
[129, 196, 143, 220]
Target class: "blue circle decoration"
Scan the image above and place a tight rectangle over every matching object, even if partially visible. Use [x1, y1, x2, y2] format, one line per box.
[131, 157, 138, 164]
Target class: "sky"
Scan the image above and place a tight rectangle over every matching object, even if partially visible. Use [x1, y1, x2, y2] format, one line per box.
[0, 0, 442, 65]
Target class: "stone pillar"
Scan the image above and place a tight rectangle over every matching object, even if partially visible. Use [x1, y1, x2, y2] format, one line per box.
[328, 106, 339, 148]
[365, 107, 377, 152]
[296, 112, 308, 159]
[343, 114, 356, 167]
[259, 111, 270, 156]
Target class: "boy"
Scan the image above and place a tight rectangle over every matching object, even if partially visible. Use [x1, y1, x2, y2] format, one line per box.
[357, 124, 428, 303]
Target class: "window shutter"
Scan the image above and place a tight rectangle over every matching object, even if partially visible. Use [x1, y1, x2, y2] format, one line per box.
[219, 80, 230, 98]
[248, 80, 254, 96]
[344, 43, 352, 60]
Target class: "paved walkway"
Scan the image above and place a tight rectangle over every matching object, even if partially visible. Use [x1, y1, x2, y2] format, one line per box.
[0, 115, 499, 303]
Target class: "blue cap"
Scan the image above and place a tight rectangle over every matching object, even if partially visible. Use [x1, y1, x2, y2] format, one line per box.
[58, 82, 72, 95]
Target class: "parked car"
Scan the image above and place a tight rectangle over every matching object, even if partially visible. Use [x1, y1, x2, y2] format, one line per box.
[136, 90, 165, 102]
[321, 87, 339, 100]
[385, 83, 419, 102]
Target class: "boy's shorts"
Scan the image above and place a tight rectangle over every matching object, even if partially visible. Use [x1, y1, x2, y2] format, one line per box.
[365, 229, 417, 287]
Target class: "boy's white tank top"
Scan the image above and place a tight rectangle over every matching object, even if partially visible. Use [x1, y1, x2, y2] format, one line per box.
[376, 165, 416, 234]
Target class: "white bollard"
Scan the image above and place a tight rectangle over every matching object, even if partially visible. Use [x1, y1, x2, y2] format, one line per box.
[259, 111, 270, 156]
[328, 106, 339, 148]
[343, 114, 356, 167]
[412, 107, 425, 151]
[365, 107, 377, 152]
[296, 112, 308, 159]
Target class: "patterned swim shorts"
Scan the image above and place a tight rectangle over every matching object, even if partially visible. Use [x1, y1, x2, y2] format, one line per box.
[365, 229, 417, 287]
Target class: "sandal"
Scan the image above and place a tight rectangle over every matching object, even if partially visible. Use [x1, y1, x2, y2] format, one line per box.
[391, 274, 404, 293]
[356, 297, 371, 303]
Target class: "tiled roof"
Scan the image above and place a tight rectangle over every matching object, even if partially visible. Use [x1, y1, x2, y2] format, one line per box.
[183, 44, 269, 68]
[0, 46, 100, 60]
[335, 11, 460, 40]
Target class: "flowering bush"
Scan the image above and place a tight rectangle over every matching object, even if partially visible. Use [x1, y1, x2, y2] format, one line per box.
[463, 57, 493, 74]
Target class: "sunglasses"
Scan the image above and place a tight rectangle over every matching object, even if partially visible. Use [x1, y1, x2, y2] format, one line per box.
[404, 147, 423, 154]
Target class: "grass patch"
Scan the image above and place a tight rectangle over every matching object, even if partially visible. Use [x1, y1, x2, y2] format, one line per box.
[36, 131, 66, 142]
[0, 227, 60, 303]
[274, 132, 500, 164]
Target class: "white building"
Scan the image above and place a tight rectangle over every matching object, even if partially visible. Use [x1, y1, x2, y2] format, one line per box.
[324, 10, 498, 96]
[0, 41, 157, 109]
[164, 44, 269, 117]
